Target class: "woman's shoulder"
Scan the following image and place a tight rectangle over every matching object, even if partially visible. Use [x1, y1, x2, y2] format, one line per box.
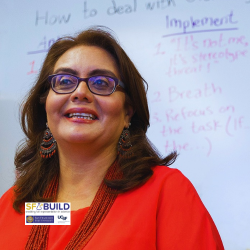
[0, 186, 15, 203]
[0, 186, 17, 220]
[148, 165, 203, 206]
[0, 186, 16, 213]
[150, 165, 193, 189]
[0, 186, 31, 250]
[152, 165, 181, 177]
[149, 166, 224, 249]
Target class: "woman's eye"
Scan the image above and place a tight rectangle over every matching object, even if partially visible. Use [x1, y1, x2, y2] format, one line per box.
[59, 78, 74, 85]
[91, 77, 111, 89]
[94, 79, 108, 86]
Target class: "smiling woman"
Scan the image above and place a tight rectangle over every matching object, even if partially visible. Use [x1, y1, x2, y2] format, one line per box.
[0, 27, 224, 250]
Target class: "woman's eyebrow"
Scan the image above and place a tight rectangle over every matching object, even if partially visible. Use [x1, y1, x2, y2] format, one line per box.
[53, 67, 118, 78]
[88, 69, 118, 78]
[53, 67, 78, 75]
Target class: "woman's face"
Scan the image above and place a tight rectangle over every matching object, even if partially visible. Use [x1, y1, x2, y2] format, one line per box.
[45, 45, 132, 151]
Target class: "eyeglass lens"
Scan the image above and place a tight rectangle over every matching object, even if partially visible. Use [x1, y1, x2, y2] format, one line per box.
[51, 74, 117, 95]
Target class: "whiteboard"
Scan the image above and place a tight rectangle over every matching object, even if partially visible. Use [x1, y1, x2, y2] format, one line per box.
[0, 0, 249, 249]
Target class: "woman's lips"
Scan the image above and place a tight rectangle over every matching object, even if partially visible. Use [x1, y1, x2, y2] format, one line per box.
[64, 108, 99, 121]
[66, 113, 97, 120]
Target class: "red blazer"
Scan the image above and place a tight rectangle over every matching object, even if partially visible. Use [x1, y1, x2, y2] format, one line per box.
[0, 165, 224, 249]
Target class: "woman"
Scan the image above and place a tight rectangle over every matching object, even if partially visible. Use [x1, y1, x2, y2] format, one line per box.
[0, 27, 224, 249]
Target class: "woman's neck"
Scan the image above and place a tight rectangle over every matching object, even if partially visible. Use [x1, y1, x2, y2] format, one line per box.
[56, 143, 117, 210]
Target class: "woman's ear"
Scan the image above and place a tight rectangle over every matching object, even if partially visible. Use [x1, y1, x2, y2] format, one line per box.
[124, 104, 135, 128]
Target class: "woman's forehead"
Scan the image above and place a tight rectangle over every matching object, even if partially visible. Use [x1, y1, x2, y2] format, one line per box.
[53, 45, 120, 79]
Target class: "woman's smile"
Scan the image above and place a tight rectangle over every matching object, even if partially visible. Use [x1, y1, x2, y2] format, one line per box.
[64, 107, 98, 123]
[67, 114, 96, 120]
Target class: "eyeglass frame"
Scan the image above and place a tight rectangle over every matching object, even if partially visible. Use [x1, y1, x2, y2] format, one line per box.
[48, 73, 126, 96]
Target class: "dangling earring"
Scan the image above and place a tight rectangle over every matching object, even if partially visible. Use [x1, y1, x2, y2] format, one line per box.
[118, 123, 133, 158]
[40, 123, 57, 158]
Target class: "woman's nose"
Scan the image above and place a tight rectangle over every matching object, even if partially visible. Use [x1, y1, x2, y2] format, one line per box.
[70, 80, 94, 102]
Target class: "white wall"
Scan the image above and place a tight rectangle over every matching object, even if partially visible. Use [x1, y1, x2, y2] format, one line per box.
[0, 0, 250, 249]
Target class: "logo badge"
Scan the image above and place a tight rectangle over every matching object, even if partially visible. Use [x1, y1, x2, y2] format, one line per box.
[25, 202, 71, 225]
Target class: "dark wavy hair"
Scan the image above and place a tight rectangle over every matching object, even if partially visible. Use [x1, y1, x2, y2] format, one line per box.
[13, 26, 177, 212]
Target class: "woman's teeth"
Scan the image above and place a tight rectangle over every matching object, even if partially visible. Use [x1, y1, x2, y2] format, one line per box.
[67, 113, 96, 120]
